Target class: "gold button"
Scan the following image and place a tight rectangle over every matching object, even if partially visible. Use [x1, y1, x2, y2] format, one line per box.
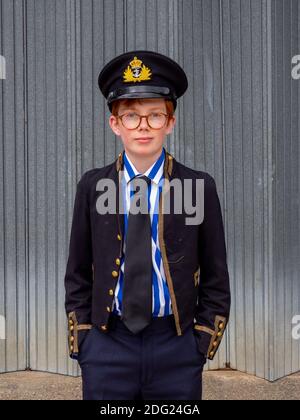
[115, 258, 121, 266]
[70, 345, 74, 351]
[209, 351, 214, 357]
[219, 323, 224, 329]
[217, 332, 222, 337]
[112, 270, 119, 278]
[213, 341, 218, 347]
[117, 234, 122, 241]
[101, 325, 107, 331]
[70, 326, 74, 331]
[106, 306, 111, 312]
[69, 319, 73, 326]
[109, 289, 114, 296]
[70, 336, 74, 342]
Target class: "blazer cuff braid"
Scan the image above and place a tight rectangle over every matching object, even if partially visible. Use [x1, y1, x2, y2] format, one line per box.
[194, 315, 227, 360]
[67, 311, 92, 359]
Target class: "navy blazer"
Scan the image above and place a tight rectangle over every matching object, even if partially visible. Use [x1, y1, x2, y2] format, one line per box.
[64, 149, 231, 361]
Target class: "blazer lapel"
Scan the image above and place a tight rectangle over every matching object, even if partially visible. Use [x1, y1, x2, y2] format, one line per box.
[162, 150, 176, 234]
[115, 152, 125, 240]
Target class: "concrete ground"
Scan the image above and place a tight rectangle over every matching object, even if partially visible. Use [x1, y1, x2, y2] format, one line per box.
[0, 370, 299, 400]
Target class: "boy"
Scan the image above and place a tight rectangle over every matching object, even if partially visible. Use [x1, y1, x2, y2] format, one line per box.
[64, 50, 230, 400]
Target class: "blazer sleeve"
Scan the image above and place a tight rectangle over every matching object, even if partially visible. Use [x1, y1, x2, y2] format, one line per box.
[194, 173, 231, 360]
[64, 173, 93, 359]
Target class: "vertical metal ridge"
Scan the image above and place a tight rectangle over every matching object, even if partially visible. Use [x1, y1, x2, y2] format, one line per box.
[0, 0, 5, 373]
[23, 0, 30, 371]
[266, 0, 274, 381]
[53, 0, 58, 372]
[297, 0, 300, 374]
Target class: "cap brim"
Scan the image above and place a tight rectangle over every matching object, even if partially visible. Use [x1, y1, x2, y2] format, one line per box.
[108, 92, 177, 112]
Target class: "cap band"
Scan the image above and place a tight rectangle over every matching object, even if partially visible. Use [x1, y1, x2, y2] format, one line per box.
[107, 85, 177, 104]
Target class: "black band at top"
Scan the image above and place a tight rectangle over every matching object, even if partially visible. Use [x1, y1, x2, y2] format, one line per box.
[107, 85, 177, 103]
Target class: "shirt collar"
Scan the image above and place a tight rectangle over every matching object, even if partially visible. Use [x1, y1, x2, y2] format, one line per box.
[123, 148, 165, 185]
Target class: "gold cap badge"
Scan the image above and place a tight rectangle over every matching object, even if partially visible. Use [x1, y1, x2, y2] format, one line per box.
[123, 56, 152, 83]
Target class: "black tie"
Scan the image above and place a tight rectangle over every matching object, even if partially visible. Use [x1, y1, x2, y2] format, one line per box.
[122, 175, 152, 334]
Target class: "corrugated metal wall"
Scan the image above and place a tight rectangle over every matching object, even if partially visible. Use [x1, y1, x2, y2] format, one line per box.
[272, 0, 300, 381]
[0, 0, 299, 381]
[221, 0, 273, 379]
[25, 0, 77, 375]
[0, 0, 27, 373]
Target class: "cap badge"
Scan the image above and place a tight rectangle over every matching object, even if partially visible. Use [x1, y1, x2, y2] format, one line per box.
[123, 56, 152, 83]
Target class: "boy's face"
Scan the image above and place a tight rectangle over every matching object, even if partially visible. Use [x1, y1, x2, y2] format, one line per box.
[109, 98, 176, 159]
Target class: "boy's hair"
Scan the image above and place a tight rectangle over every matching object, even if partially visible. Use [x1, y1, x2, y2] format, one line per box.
[111, 99, 175, 117]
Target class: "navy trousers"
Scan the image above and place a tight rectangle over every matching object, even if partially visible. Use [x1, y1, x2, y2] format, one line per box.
[78, 313, 206, 400]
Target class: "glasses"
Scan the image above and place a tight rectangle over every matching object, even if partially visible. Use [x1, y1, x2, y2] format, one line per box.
[117, 112, 170, 130]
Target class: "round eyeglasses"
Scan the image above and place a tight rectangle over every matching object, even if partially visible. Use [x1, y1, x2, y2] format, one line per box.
[117, 112, 171, 130]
